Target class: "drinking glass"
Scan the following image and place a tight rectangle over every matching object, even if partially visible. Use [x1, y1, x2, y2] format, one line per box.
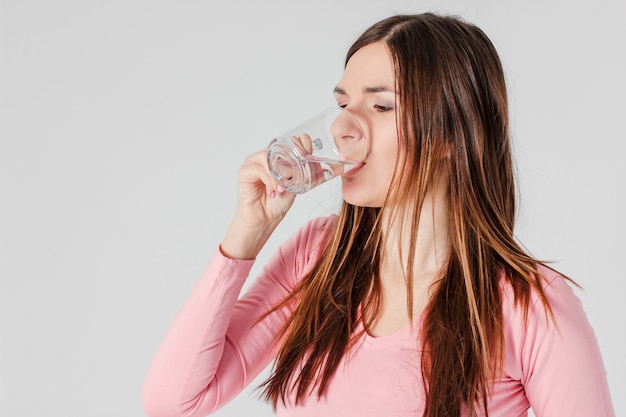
[266, 107, 366, 194]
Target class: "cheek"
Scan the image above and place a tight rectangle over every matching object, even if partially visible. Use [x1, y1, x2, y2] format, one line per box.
[375, 126, 400, 170]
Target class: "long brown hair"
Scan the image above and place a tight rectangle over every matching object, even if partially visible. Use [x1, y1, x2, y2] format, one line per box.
[262, 13, 557, 416]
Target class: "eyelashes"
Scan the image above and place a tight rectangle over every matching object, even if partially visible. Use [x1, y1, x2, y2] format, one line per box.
[373, 104, 393, 112]
[337, 103, 394, 112]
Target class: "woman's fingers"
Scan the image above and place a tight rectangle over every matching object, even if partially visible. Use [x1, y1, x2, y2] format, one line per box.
[222, 149, 293, 259]
[240, 151, 280, 194]
[290, 134, 314, 156]
[235, 149, 295, 225]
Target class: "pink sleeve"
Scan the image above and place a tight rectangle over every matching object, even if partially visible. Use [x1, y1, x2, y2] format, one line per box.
[142, 216, 335, 417]
[519, 267, 615, 416]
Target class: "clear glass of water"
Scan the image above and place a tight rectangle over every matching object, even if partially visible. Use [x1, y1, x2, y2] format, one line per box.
[267, 107, 367, 194]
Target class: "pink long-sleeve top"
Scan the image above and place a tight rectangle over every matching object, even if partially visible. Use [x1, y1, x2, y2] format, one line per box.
[142, 215, 615, 417]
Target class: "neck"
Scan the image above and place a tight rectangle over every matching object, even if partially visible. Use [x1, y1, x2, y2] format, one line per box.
[380, 183, 450, 284]
[365, 184, 450, 335]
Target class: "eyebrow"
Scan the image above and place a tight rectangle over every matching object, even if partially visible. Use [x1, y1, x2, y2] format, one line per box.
[333, 86, 396, 95]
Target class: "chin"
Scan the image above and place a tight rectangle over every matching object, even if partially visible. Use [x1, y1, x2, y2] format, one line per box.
[341, 182, 384, 208]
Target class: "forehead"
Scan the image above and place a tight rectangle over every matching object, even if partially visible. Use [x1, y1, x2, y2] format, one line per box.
[338, 42, 396, 90]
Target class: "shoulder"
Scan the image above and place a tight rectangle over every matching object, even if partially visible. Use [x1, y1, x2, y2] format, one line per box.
[266, 214, 337, 287]
[498, 266, 614, 415]
[282, 214, 337, 260]
[499, 263, 603, 377]
[292, 214, 337, 248]
[499, 269, 614, 414]
[499, 264, 590, 368]
[499, 264, 583, 326]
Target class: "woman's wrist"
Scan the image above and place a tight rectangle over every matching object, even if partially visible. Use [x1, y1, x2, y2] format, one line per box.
[220, 217, 280, 260]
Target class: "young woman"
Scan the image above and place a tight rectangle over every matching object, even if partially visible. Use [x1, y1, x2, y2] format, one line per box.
[142, 13, 615, 417]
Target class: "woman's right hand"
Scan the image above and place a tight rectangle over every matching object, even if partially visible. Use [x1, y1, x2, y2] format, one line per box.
[220, 149, 296, 260]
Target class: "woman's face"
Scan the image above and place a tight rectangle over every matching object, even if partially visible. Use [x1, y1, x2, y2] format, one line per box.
[333, 41, 399, 208]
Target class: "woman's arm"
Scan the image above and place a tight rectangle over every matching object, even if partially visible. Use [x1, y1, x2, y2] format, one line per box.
[142, 148, 303, 417]
[520, 266, 615, 416]
[141, 215, 335, 417]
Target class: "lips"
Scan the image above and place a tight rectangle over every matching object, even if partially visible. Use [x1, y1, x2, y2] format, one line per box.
[342, 162, 365, 176]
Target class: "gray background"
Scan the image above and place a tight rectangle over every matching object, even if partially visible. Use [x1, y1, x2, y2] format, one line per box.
[1, 1, 624, 416]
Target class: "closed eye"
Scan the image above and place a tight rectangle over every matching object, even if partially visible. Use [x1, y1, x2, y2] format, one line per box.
[374, 104, 393, 112]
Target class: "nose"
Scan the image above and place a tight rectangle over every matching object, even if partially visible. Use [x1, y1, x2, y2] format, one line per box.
[330, 108, 364, 144]
[329, 108, 367, 162]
